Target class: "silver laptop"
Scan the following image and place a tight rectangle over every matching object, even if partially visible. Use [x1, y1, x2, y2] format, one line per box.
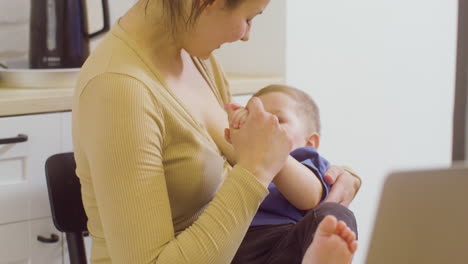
[365, 163, 468, 264]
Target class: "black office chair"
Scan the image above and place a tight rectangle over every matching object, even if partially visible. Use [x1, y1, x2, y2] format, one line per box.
[45, 152, 88, 264]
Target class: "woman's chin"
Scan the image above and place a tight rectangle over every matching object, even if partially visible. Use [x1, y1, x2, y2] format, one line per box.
[196, 51, 213, 60]
[200, 54, 212, 60]
[185, 48, 214, 60]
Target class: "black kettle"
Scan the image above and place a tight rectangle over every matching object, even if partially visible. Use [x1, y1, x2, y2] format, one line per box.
[29, 0, 110, 69]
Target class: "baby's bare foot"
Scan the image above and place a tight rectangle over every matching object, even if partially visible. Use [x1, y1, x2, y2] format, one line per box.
[302, 215, 358, 264]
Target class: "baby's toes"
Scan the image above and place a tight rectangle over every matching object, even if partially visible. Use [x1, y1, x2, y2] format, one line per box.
[349, 241, 358, 253]
[316, 215, 338, 236]
[336, 220, 347, 235]
[342, 227, 356, 244]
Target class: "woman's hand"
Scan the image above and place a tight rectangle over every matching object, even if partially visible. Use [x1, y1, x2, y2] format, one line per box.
[323, 165, 362, 207]
[224, 98, 293, 187]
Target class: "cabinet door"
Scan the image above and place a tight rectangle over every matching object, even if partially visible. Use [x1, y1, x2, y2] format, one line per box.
[0, 114, 61, 224]
[0, 221, 30, 263]
[31, 218, 63, 264]
[60, 112, 73, 153]
[0, 218, 63, 264]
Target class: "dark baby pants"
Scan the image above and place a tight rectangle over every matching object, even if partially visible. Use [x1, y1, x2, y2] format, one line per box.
[231, 202, 358, 264]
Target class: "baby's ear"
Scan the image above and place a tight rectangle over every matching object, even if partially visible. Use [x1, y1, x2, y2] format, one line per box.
[305, 133, 320, 149]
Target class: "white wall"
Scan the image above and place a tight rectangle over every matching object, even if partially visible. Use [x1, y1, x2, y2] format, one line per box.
[214, 0, 286, 76]
[286, 0, 457, 263]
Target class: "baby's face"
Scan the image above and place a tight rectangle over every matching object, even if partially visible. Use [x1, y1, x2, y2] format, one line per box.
[257, 92, 309, 150]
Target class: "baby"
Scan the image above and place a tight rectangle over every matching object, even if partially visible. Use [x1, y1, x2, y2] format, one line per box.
[228, 85, 357, 264]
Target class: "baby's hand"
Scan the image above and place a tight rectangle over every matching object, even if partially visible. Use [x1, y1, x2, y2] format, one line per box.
[230, 107, 249, 129]
[225, 103, 250, 129]
[225, 103, 249, 144]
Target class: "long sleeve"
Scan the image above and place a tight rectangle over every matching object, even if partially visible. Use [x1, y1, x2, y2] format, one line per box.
[75, 73, 268, 263]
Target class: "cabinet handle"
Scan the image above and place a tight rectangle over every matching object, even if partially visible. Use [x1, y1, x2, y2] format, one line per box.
[37, 233, 60, 243]
[0, 134, 28, 145]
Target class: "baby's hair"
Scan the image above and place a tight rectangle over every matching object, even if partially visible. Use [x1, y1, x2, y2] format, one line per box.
[254, 84, 321, 134]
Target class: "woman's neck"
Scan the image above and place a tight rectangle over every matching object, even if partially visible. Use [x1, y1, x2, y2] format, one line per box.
[119, 0, 188, 76]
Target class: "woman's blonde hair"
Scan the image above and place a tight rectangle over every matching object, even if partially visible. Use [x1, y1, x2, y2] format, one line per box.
[254, 84, 322, 134]
[144, 0, 245, 34]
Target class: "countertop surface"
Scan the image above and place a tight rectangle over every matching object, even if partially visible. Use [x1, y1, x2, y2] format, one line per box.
[0, 74, 284, 117]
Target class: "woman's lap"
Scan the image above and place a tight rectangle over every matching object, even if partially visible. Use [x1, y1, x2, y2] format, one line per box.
[231, 202, 358, 264]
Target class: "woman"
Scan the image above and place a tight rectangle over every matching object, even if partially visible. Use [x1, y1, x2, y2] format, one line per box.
[72, 0, 361, 263]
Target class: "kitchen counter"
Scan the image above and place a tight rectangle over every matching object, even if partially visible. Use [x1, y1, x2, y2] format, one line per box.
[0, 74, 284, 117]
[0, 88, 73, 117]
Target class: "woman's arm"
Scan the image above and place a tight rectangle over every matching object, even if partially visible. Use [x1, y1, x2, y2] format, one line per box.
[78, 75, 270, 263]
[324, 166, 362, 206]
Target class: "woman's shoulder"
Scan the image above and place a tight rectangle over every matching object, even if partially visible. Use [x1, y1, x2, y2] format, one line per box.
[73, 30, 166, 114]
[77, 33, 158, 91]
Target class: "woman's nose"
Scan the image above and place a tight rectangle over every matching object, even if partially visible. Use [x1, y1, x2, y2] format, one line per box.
[241, 27, 251, 42]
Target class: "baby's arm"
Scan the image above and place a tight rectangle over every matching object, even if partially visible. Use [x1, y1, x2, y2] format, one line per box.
[228, 104, 323, 210]
[274, 156, 323, 210]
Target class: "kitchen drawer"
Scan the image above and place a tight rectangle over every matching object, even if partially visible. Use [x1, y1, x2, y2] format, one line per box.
[0, 113, 61, 224]
[0, 218, 63, 264]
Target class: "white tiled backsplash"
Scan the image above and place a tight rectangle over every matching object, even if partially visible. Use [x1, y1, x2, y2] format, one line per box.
[0, 0, 136, 63]
[0, 0, 30, 62]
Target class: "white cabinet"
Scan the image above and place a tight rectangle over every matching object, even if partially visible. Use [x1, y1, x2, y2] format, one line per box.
[0, 219, 63, 263]
[59, 111, 92, 264]
[0, 112, 73, 264]
[31, 218, 64, 263]
[60, 112, 73, 153]
[0, 113, 61, 223]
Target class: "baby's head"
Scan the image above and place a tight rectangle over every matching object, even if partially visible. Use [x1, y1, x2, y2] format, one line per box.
[254, 84, 321, 150]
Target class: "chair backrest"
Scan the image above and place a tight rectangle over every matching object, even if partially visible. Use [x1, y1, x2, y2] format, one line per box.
[44, 152, 88, 233]
[45, 152, 89, 264]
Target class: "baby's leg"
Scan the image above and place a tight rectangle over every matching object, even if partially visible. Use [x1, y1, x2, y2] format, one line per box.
[302, 215, 358, 264]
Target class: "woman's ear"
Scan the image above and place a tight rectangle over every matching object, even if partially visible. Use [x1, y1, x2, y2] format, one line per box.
[201, 0, 218, 12]
[305, 133, 320, 149]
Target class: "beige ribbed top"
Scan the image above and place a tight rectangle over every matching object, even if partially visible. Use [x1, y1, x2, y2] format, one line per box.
[72, 23, 268, 263]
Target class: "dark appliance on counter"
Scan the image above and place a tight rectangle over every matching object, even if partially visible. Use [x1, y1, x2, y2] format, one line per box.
[29, 0, 110, 69]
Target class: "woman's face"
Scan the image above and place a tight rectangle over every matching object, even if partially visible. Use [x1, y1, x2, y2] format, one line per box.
[184, 0, 270, 59]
